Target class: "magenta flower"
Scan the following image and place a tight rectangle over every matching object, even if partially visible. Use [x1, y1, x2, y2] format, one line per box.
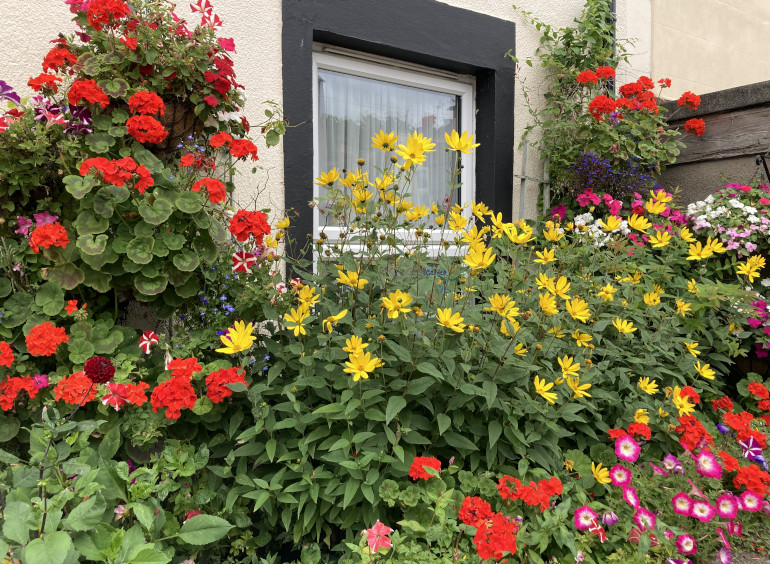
[364, 520, 393, 554]
[634, 507, 656, 531]
[622, 486, 640, 509]
[727, 518, 742, 536]
[663, 454, 683, 473]
[610, 464, 632, 486]
[716, 527, 732, 549]
[676, 534, 697, 555]
[718, 547, 732, 564]
[694, 450, 722, 479]
[740, 490, 762, 512]
[648, 463, 669, 477]
[602, 510, 619, 527]
[691, 500, 716, 522]
[574, 505, 598, 530]
[615, 435, 641, 463]
[33, 211, 58, 226]
[15, 216, 33, 235]
[671, 493, 694, 516]
[716, 494, 739, 519]
[32, 374, 49, 389]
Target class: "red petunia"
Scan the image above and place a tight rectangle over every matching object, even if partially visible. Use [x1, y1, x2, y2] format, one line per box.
[86, 0, 131, 30]
[29, 222, 70, 254]
[54, 371, 98, 405]
[0, 376, 39, 411]
[747, 382, 769, 400]
[192, 177, 227, 204]
[677, 91, 701, 111]
[408, 456, 441, 480]
[228, 210, 271, 244]
[203, 95, 219, 106]
[167, 357, 202, 379]
[576, 70, 598, 84]
[595, 66, 616, 80]
[150, 375, 197, 419]
[684, 118, 705, 137]
[217, 37, 236, 52]
[127, 91, 165, 116]
[68, 79, 110, 109]
[28, 73, 62, 93]
[210, 131, 233, 148]
[126, 115, 168, 144]
[0, 341, 13, 368]
[205, 367, 248, 403]
[26, 322, 69, 356]
[229, 138, 259, 161]
[42, 46, 77, 72]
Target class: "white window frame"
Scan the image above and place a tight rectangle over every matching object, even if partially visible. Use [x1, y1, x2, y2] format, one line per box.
[312, 48, 476, 255]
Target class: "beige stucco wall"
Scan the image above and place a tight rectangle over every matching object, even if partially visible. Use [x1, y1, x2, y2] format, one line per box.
[652, 0, 770, 100]
[0, 0, 640, 221]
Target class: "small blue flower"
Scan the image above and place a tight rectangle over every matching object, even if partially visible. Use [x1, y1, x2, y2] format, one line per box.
[716, 423, 729, 434]
[220, 295, 227, 302]
[264, 354, 270, 361]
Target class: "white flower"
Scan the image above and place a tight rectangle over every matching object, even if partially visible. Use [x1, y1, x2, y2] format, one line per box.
[761, 278, 770, 288]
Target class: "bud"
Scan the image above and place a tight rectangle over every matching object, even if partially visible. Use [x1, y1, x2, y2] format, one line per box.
[535, 344, 543, 350]
[357, 158, 365, 166]
[602, 511, 619, 527]
[377, 335, 385, 342]
[390, 156, 398, 163]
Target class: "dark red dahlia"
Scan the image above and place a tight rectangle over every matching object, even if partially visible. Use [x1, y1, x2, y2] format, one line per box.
[83, 356, 115, 384]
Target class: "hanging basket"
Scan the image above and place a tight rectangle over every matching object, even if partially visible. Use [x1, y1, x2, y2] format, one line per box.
[152, 98, 203, 156]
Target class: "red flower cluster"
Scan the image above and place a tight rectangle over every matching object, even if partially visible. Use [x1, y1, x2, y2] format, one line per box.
[627, 421, 651, 441]
[588, 94, 617, 121]
[758, 400, 770, 412]
[128, 91, 166, 116]
[203, 54, 240, 100]
[0, 376, 39, 411]
[86, 0, 131, 30]
[719, 450, 740, 472]
[42, 46, 77, 72]
[680, 385, 700, 404]
[84, 356, 115, 384]
[206, 367, 248, 403]
[167, 357, 202, 378]
[68, 79, 110, 109]
[26, 322, 69, 357]
[473, 512, 518, 561]
[711, 396, 734, 412]
[0, 341, 13, 368]
[675, 415, 713, 451]
[747, 382, 770, 400]
[577, 70, 598, 84]
[54, 371, 98, 404]
[101, 381, 150, 410]
[210, 131, 233, 148]
[229, 139, 259, 161]
[408, 456, 441, 480]
[734, 464, 770, 496]
[497, 475, 562, 512]
[596, 66, 616, 80]
[150, 376, 197, 419]
[29, 222, 70, 254]
[192, 177, 227, 204]
[458, 496, 493, 527]
[28, 73, 62, 93]
[80, 156, 154, 193]
[684, 118, 705, 137]
[228, 210, 271, 243]
[677, 91, 701, 111]
[126, 115, 168, 144]
[119, 36, 138, 50]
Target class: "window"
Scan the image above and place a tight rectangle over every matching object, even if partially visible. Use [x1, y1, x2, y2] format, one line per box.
[312, 49, 475, 243]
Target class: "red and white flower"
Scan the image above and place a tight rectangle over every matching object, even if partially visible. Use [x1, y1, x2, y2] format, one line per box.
[138, 330, 159, 354]
[232, 250, 258, 273]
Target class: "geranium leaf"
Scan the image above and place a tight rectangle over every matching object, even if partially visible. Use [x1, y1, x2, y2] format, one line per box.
[178, 515, 233, 545]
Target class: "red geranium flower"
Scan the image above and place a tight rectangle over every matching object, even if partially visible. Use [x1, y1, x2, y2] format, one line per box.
[458, 496, 493, 527]
[26, 322, 69, 356]
[119, 36, 137, 50]
[150, 375, 197, 419]
[0, 341, 14, 368]
[128, 91, 165, 116]
[210, 131, 233, 148]
[229, 138, 259, 161]
[205, 367, 248, 403]
[126, 115, 168, 144]
[719, 450, 740, 472]
[28, 73, 62, 93]
[734, 464, 770, 496]
[86, 0, 131, 30]
[180, 154, 195, 167]
[627, 422, 651, 441]
[473, 512, 518, 560]
[595, 66, 615, 80]
[68, 79, 110, 109]
[576, 70, 598, 84]
[588, 95, 616, 121]
[747, 382, 769, 400]
[677, 91, 701, 111]
[0, 376, 39, 411]
[684, 118, 705, 137]
[680, 386, 700, 404]
[167, 357, 202, 379]
[42, 46, 77, 72]
[228, 210, 271, 243]
[192, 177, 227, 204]
[408, 456, 441, 480]
[711, 396, 734, 412]
[54, 371, 98, 405]
[29, 222, 69, 254]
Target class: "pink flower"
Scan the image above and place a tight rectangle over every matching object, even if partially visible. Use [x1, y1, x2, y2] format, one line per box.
[649, 463, 669, 477]
[663, 454, 683, 473]
[615, 435, 641, 462]
[676, 534, 697, 555]
[727, 519, 742, 536]
[716, 527, 732, 548]
[694, 450, 722, 479]
[217, 37, 236, 52]
[32, 374, 49, 389]
[602, 510, 619, 526]
[364, 520, 393, 554]
[760, 198, 770, 205]
[691, 500, 716, 522]
[718, 547, 733, 564]
[610, 464, 632, 486]
[740, 490, 762, 512]
[622, 486, 640, 509]
[574, 505, 598, 530]
[550, 204, 567, 222]
[672, 493, 694, 516]
[717, 494, 739, 519]
[633, 507, 656, 531]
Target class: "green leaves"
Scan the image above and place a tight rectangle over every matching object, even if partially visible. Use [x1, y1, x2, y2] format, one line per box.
[65, 494, 107, 532]
[35, 282, 64, 316]
[385, 396, 406, 424]
[138, 198, 174, 225]
[127, 235, 155, 264]
[21, 531, 74, 564]
[77, 234, 109, 256]
[85, 132, 117, 154]
[178, 515, 233, 545]
[64, 175, 98, 199]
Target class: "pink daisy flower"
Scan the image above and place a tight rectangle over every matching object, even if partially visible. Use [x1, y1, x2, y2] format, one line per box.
[691, 500, 716, 522]
[610, 464, 632, 486]
[672, 493, 694, 516]
[694, 450, 722, 479]
[716, 494, 739, 519]
[623, 486, 640, 509]
[574, 505, 598, 530]
[676, 534, 697, 555]
[740, 490, 762, 512]
[615, 435, 641, 462]
[634, 507, 656, 531]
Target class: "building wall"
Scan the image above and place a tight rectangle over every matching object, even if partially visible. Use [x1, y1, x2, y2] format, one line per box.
[651, 0, 770, 100]
[0, 0, 637, 220]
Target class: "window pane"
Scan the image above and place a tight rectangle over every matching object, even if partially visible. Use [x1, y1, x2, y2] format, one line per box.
[317, 68, 460, 221]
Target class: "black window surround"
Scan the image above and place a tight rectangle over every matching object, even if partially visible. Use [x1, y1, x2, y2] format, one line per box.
[282, 0, 516, 249]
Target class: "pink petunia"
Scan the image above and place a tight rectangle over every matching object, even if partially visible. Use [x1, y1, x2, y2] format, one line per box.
[649, 463, 669, 477]
[718, 547, 733, 564]
[615, 435, 641, 463]
[574, 505, 598, 530]
[691, 500, 716, 522]
[663, 454, 683, 473]
[694, 450, 723, 479]
[633, 507, 656, 531]
[364, 520, 393, 554]
[716, 494, 739, 519]
[672, 492, 694, 516]
[610, 464, 632, 486]
[622, 486, 640, 509]
[740, 490, 762, 512]
[727, 519, 742, 536]
[676, 534, 697, 555]
[716, 528, 732, 549]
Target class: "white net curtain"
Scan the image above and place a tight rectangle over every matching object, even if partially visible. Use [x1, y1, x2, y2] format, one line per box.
[317, 69, 460, 223]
